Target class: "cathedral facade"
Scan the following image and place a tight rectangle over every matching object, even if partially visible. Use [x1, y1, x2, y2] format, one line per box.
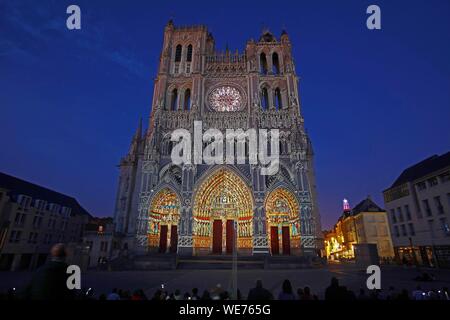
[113, 21, 322, 257]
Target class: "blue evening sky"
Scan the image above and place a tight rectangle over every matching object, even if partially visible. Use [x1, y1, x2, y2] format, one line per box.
[0, 0, 449, 228]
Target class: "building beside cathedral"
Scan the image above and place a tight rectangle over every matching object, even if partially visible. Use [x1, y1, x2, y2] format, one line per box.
[113, 21, 322, 257]
[324, 197, 395, 261]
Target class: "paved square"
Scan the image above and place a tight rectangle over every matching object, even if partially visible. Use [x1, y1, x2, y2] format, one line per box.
[1, 264, 449, 299]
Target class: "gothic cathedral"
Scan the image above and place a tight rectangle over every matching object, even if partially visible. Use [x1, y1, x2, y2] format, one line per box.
[114, 21, 322, 257]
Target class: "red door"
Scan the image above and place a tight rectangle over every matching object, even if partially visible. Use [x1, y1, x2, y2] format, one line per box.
[270, 226, 279, 255]
[170, 225, 178, 253]
[282, 226, 291, 255]
[212, 220, 222, 254]
[226, 220, 235, 254]
[159, 225, 168, 253]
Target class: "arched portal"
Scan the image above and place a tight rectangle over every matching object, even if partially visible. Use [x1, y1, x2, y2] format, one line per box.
[193, 168, 253, 255]
[265, 188, 301, 255]
[148, 188, 181, 253]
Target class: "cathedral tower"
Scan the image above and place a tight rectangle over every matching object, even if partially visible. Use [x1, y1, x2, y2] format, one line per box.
[114, 21, 322, 257]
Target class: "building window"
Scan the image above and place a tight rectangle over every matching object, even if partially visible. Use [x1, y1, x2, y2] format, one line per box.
[428, 220, 435, 237]
[28, 232, 38, 244]
[274, 88, 282, 110]
[272, 52, 280, 75]
[390, 209, 397, 223]
[408, 223, 415, 236]
[170, 89, 178, 111]
[260, 53, 268, 75]
[439, 171, 450, 183]
[440, 218, 450, 236]
[184, 89, 191, 110]
[405, 205, 411, 220]
[401, 224, 407, 236]
[428, 177, 438, 187]
[434, 196, 444, 214]
[9, 230, 21, 243]
[174, 44, 182, 62]
[186, 44, 193, 62]
[9, 230, 16, 243]
[397, 207, 404, 222]
[422, 199, 432, 217]
[261, 87, 269, 110]
[417, 181, 427, 191]
[394, 226, 399, 237]
[14, 212, 20, 224]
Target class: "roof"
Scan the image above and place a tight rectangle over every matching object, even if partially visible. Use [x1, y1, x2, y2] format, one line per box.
[351, 197, 384, 215]
[0, 171, 92, 217]
[388, 152, 450, 189]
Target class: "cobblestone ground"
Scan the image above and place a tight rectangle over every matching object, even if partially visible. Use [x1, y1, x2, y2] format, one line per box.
[1, 263, 450, 299]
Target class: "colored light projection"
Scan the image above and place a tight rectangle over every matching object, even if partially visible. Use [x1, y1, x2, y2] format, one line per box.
[193, 168, 253, 250]
[148, 188, 180, 248]
[208, 86, 243, 112]
[265, 188, 301, 249]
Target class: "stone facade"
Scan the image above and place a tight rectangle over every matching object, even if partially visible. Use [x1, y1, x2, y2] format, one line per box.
[0, 172, 90, 271]
[383, 152, 450, 267]
[113, 22, 322, 256]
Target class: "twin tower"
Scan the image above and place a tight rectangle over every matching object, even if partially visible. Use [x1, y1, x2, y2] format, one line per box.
[113, 21, 322, 257]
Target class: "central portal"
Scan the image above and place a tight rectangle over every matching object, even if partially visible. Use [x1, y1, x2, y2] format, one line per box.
[192, 168, 254, 255]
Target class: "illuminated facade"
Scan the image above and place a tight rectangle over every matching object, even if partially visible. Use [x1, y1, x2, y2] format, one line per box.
[113, 22, 321, 256]
[324, 197, 395, 260]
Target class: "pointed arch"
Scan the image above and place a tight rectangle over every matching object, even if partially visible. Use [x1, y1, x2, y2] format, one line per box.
[272, 52, 280, 75]
[148, 187, 181, 253]
[184, 88, 191, 110]
[192, 167, 254, 254]
[186, 44, 193, 62]
[264, 187, 301, 255]
[261, 87, 269, 110]
[174, 44, 182, 62]
[274, 88, 282, 110]
[170, 88, 178, 110]
[260, 52, 268, 75]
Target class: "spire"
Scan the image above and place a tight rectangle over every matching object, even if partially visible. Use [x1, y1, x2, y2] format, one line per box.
[134, 117, 143, 140]
[343, 198, 351, 212]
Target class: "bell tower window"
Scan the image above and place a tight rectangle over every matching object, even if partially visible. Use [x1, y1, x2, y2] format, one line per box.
[171, 89, 178, 111]
[174, 45, 182, 62]
[260, 53, 268, 75]
[272, 52, 280, 75]
[184, 89, 191, 110]
[186, 45, 193, 62]
[261, 87, 269, 110]
[274, 88, 282, 110]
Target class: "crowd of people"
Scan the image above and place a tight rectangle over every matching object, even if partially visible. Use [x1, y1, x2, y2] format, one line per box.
[2, 277, 449, 301]
[0, 244, 449, 301]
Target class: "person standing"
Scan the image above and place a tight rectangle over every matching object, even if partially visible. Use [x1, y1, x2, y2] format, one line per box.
[22, 243, 74, 300]
[278, 279, 296, 300]
[247, 280, 273, 300]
